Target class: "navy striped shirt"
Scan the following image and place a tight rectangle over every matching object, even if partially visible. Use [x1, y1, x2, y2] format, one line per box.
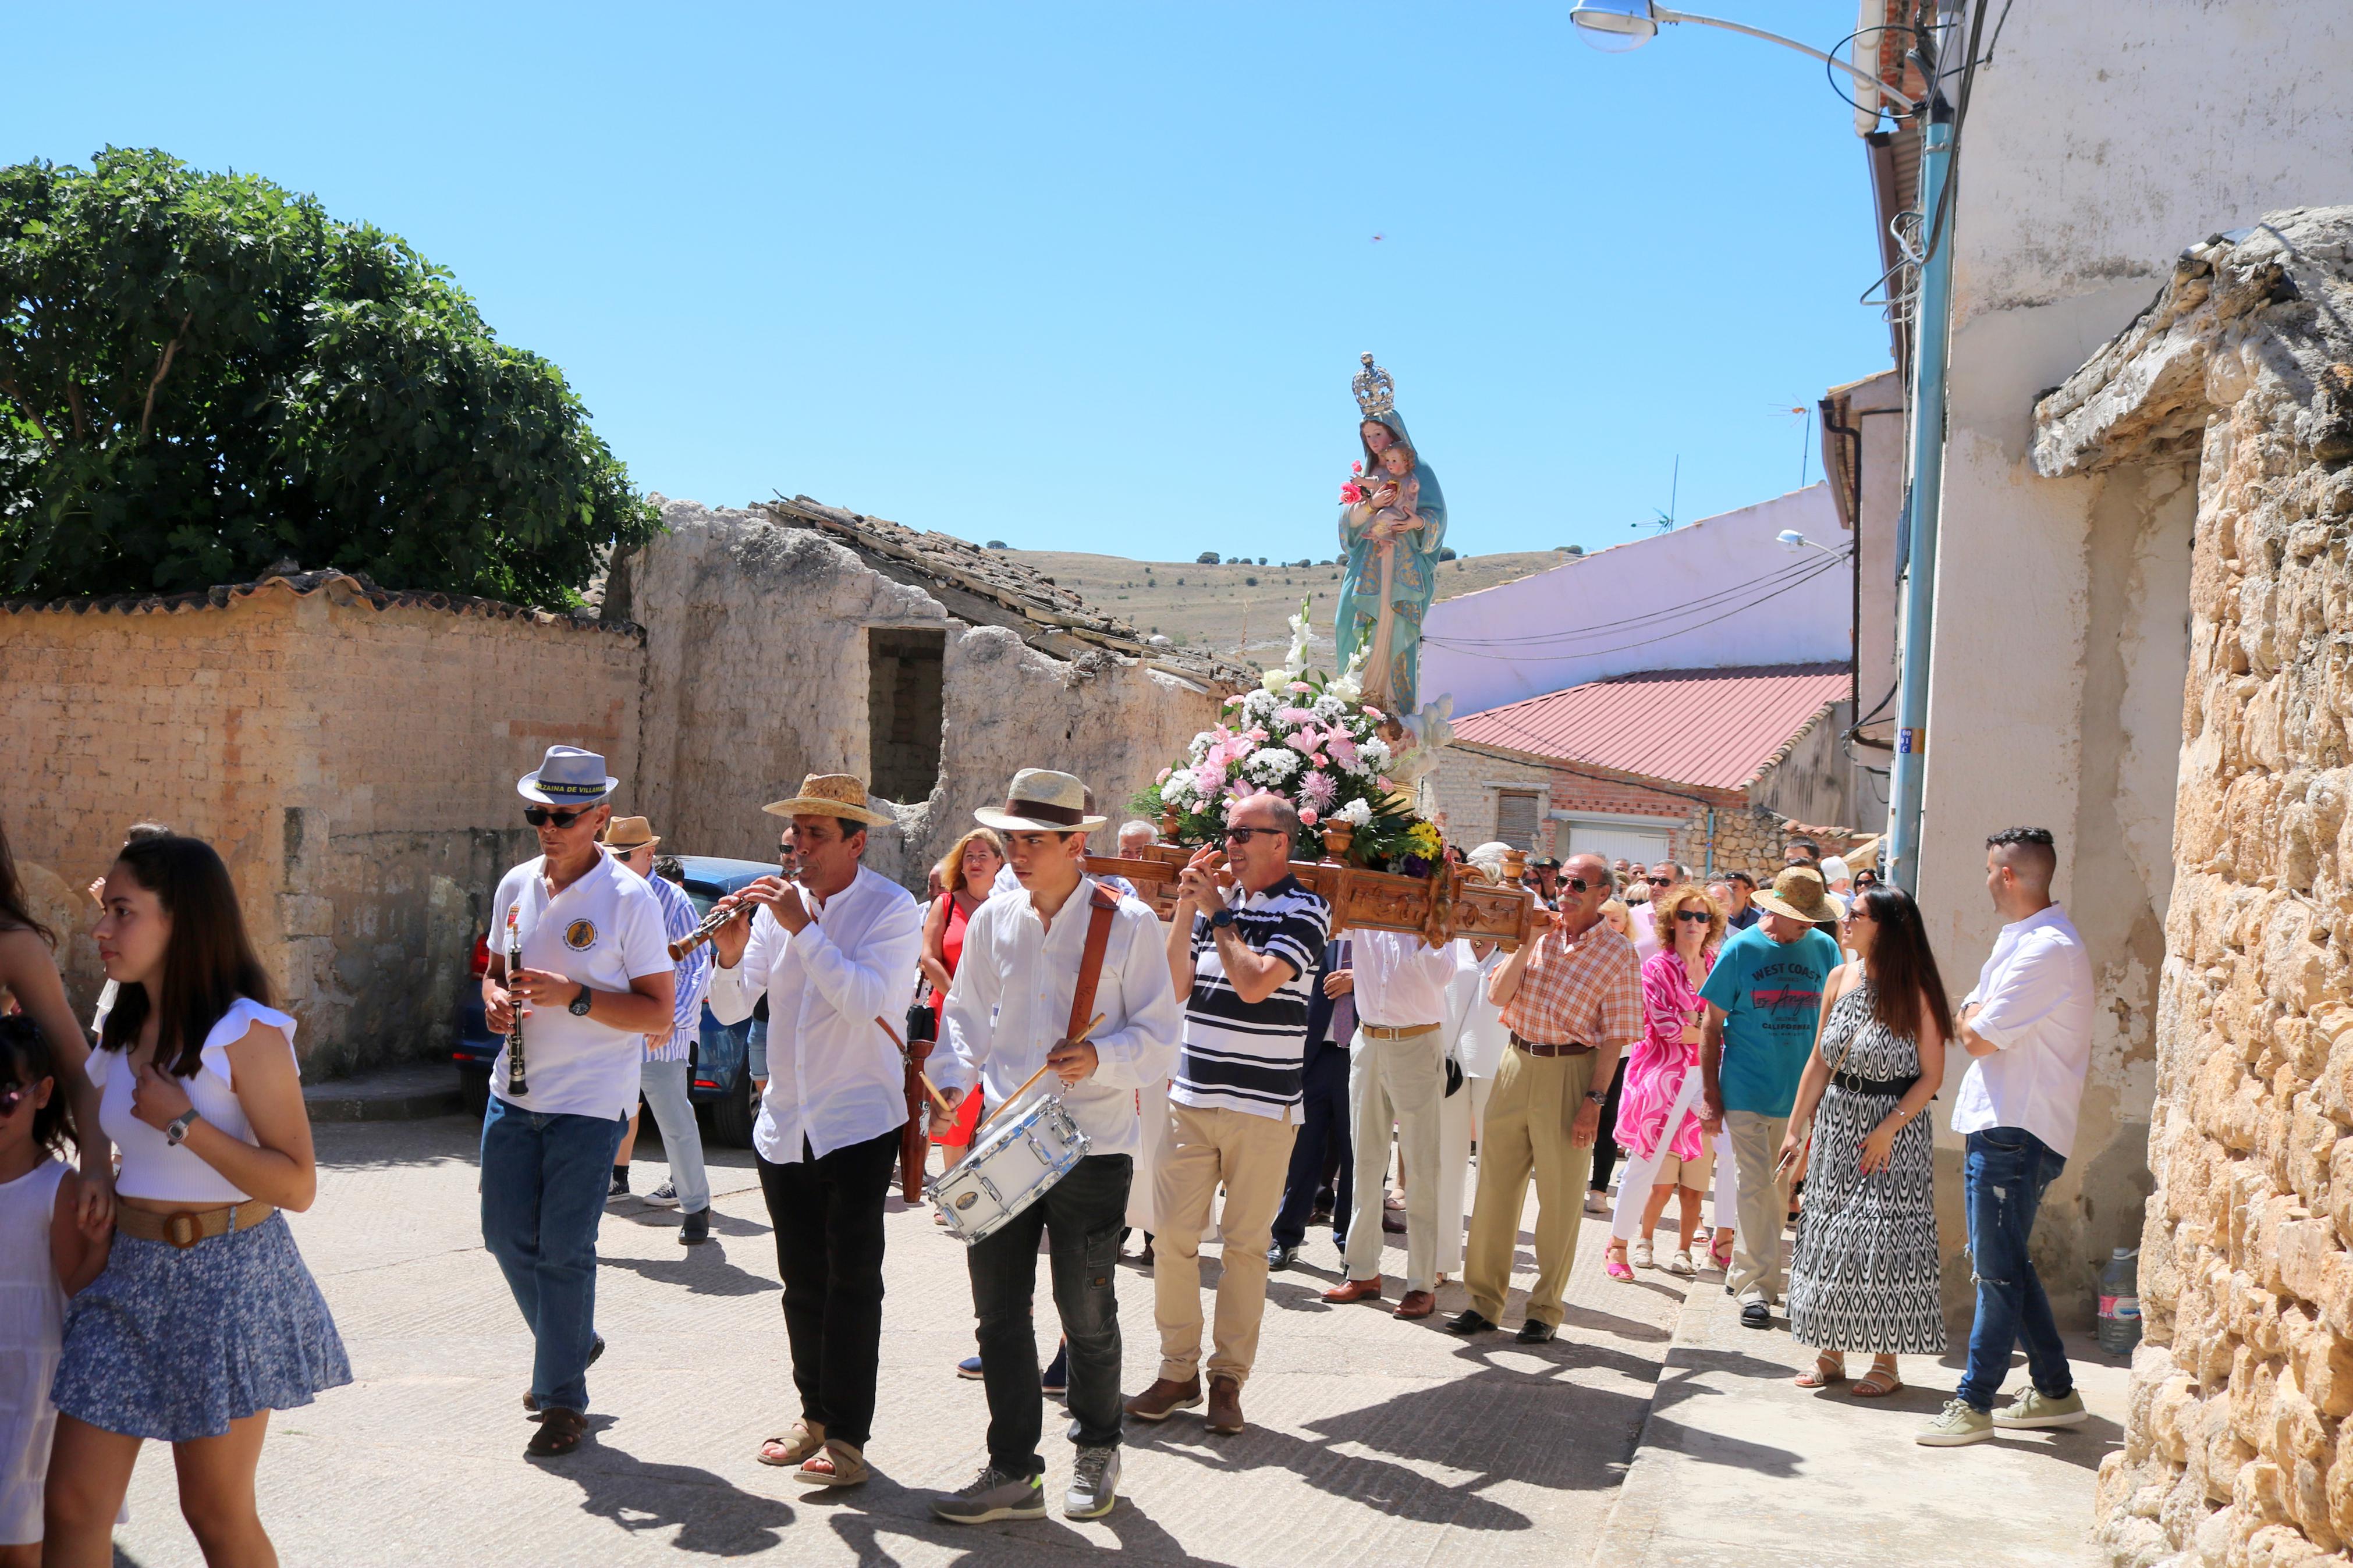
[1171, 875, 1332, 1119]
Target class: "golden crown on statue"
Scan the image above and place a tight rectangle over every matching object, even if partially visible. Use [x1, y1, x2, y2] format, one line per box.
[1353, 352, 1396, 418]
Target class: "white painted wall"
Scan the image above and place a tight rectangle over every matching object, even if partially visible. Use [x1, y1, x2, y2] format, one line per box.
[1419, 484, 1847, 719]
[1911, 0, 2353, 1313]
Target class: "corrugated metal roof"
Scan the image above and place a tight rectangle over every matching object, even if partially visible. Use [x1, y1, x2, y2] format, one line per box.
[1452, 664, 1852, 792]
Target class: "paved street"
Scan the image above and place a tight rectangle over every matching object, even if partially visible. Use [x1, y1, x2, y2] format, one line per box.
[109, 1114, 1690, 1567]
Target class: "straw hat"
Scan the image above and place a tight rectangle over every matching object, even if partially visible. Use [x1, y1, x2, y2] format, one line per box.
[974, 769, 1106, 833]
[517, 745, 617, 806]
[601, 816, 660, 852]
[761, 773, 894, 826]
[1750, 865, 1840, 925]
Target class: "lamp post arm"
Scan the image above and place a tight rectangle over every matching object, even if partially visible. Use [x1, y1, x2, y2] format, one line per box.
[1652, 7, 1921, 113]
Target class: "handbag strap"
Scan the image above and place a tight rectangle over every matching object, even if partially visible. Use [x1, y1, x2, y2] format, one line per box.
[1065, 881, 1121, 1042]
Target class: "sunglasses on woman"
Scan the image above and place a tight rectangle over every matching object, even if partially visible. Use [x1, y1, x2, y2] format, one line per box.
[1674, 908, 1712, 924]
[523, 805, 594, 829]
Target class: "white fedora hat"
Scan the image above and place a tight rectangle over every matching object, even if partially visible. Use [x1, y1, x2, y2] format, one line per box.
[517, 745, 617, 806]
[975, 769, 1106, 833]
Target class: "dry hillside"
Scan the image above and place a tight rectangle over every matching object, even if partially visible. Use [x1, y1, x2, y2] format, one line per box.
[1002, 547, 1573, 667]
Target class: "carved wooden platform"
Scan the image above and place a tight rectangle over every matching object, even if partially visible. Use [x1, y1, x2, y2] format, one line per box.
[1086, 844, 1538, 950]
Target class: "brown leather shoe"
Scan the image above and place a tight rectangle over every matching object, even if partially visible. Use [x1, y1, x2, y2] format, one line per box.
[1322, 1277, 1383, 1304]
[1205, 1375, 1244, 1435]
[1394, 1289, 1437, 1319]
[1124, 1377, 1203, 1421]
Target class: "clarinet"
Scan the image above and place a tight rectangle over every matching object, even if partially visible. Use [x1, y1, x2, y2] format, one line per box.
[504, 906, 530, 1097]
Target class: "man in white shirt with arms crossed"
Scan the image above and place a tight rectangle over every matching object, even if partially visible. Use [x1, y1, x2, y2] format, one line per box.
[1918, 826, 2096, 1447]
[706, 773, 923, 1488]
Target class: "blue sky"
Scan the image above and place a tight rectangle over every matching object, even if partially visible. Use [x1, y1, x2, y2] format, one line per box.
[11, 2, 1893, 561]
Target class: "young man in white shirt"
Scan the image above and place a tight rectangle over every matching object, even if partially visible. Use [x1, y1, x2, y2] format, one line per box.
[1323, 926, 1468, 1319]
[480, 746, 676, 1460]
[927, 770, 1181, 1524]
[705, 773, 923, 1488]
[1918, 827, 2097, 1448]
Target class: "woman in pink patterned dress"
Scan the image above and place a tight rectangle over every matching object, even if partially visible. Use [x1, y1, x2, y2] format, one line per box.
[1603, 883, 1723, 1280]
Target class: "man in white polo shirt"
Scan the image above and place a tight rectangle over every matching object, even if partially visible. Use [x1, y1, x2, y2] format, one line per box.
[707, 772, 922, 1490]
[481, 745, 677, 1460]
[1918, 827, 2096, 1448]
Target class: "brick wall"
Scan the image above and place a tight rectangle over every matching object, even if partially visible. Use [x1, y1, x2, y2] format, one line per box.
[1, 578, 643, 1074]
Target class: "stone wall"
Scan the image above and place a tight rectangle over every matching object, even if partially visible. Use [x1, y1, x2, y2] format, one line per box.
[608, 499, 1225, 888]
[1, 575, 643, 1073]
[2032, 211, 2353, 1568]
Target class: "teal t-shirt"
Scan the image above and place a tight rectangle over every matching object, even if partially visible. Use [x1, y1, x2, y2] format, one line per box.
[1698, 924, 1843, 1118]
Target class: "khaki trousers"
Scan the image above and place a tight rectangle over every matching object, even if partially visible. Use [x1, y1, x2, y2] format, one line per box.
[1725, 1110, 1794, 1303]
[1463, 1046, 1597, 1328]
[1153, 1101, 1298, 1387]
[1343, 1026, 1447, 1293]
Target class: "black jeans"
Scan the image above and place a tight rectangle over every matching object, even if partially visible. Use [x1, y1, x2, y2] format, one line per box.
[1273, 1042, 1354, 1250]
[1587, 1057, 1628, 1194]
[755, 1126, 901, 1449]
[966, 1152, 1131, 1476]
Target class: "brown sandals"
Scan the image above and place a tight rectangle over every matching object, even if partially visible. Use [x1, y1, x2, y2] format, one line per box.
[758, 1420, 825, 1467]
[527, 1407, 588, 1457]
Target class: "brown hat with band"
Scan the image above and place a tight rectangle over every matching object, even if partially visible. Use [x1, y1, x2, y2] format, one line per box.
[761, 773, 894, 826]
[599, 816, 661, 852]
[1749, 865, 1840, 925]
[974, 769, 1107, 833]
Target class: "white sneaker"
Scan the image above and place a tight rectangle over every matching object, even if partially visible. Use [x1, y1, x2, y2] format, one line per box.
[1666, 1249, 1696, 1276]
[643, 1181, 680, 1209]
[1065, 1445, 1120, 1519]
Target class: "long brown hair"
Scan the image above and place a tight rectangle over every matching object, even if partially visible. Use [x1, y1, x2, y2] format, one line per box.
[932, 827, 1006, 899]
[0, 816, 56, 948]
[98, 836, 274, 1078]
[1852, 884, 1953, 1045]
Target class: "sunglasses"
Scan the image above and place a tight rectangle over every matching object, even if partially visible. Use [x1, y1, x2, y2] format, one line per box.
[0, 1081, 27, 1117]
[1645, 875, 1672, 886]
[524, 806, 594, 829]
[1564, 876, 1595, 893]
[1674, 908, 1712, 924]
[1222, 827, 1286, 845]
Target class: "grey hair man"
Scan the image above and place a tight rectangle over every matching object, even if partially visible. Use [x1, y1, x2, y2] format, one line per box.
[1119, 820, 1160, 858]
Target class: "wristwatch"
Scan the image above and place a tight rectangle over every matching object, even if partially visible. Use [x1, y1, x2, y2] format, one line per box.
[1584, 1090, 1609, 1106]
[569, 984, 594, 1018]
[165, 1107, 202, 1146]
[1209, 908, 1237, 931]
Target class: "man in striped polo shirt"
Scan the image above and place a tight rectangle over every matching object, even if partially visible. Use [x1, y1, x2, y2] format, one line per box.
[1126, 792, 1330, 1438]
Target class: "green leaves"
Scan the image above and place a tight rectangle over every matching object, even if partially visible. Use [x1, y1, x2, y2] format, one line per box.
[0, 147, 657, 607]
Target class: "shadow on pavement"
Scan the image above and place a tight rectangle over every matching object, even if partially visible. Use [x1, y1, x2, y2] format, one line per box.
[599, 1247, 778, 1298]
[539, 1427, 797, 1556]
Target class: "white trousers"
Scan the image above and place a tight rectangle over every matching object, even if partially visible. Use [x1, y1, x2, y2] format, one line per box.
[1610, 1070, 1739, 1242]
[1433, 1074, 1495, 1275]
[1343, 1027, 1446, 1293]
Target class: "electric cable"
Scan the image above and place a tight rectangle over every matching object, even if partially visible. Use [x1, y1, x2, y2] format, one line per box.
[1426, 549, 1850, 648]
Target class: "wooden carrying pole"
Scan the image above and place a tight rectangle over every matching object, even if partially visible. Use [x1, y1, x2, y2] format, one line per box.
[876, 1015, 952, 1203]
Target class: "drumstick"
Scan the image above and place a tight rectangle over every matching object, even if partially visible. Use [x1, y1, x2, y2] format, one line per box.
[980, 1013, 1107, 1131]
[874, 1015, 956, 1117]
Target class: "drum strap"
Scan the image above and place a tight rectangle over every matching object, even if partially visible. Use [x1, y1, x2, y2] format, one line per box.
[1067, 882, 1122, 1041]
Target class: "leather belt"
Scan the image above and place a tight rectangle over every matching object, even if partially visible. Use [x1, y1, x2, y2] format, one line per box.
[116, 1200, 278, 1249]
[1833, 1070, 1922, 1100]
[1511, 1032, 1595, 1058]
[1361, 1023, 1439, 1041]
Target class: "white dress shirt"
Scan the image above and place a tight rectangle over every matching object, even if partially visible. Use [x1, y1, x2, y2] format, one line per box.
[707, 865, 925, 1164]
[1951, 903, 2095, 1158]
[1350, 927, 1465, 1029]
[1630, 903, 1662, 967]
[1445, 943, 1511, 1079]
[935, 877, 1181, 1158]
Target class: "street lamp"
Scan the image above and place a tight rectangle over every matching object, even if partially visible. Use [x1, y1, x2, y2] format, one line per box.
[1776, 529, 1848, 558]
[1567, 2, 1920, 113]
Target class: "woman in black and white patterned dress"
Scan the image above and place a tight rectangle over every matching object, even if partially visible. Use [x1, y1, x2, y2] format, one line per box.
[1781, 884, 1951, 1398]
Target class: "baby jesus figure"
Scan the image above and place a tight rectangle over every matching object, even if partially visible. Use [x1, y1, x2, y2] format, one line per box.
[1366, 441, 1421, 536]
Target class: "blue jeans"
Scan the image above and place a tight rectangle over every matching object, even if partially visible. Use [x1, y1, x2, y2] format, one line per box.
[480, 1097, 630, 1414]
[1272, 1041, 1353, 1250]
[638, 1057, 711, 1213]
[1957, 1126, 2074, 1411]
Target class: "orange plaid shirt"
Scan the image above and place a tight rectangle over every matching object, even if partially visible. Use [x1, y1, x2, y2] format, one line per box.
[1498, 920, 1644, 1055]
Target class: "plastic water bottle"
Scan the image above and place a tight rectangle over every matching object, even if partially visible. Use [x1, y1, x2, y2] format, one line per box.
[2098, 1247, 2142, 1354]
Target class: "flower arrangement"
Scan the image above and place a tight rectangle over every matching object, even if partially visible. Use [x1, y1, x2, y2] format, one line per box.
[1131, 601, 1446, 876]
[1339, 459, 1369, 507]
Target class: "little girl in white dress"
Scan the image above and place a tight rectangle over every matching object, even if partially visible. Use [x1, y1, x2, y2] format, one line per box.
[0, 1015, 111, 1563]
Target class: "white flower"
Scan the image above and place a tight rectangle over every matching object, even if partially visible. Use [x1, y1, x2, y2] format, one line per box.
[1161, 769, 1198, 806]
[1326, 673, 1362, 703]
[1261, 666, 1291, 695]
[1245, 747, 1301, 784]
[1336, 798, 1374, 827]
[1360, 738, 1392, 772]
[1243, 688, 1279, 719]
[1312, 695, 1345, 721]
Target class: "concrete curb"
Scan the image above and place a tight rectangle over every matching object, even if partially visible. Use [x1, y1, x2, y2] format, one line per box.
[302, 1064, 466, 1122]
[1585, 1270, 1715, 1568]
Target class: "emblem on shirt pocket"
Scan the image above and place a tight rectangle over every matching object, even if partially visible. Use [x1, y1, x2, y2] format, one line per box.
[564, 919, 598, 951]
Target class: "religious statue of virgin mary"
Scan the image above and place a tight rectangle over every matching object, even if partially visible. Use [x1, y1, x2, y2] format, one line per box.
[1336, 353, 1447, 719]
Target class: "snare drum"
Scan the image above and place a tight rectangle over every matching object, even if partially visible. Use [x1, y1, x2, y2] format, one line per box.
[932, 1091, 1091, 1245]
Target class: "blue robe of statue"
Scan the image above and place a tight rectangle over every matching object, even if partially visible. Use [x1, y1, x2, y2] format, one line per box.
[1336, 407, 1447, 716]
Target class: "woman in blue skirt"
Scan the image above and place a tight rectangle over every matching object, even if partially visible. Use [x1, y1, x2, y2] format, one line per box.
[44, 835, 349, 1567]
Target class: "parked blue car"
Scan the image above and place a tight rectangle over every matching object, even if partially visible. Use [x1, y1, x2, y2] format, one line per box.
[452, 855, 778, 1144]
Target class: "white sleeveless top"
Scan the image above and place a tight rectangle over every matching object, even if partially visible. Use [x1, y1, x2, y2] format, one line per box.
[0, 1159, 66, 1542]
[90, 997, 300, 1204]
